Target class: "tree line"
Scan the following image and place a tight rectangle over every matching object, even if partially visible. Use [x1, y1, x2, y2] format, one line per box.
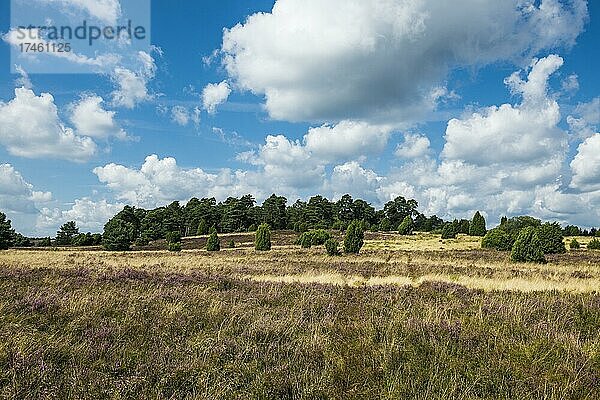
[0, 192, 599, 251]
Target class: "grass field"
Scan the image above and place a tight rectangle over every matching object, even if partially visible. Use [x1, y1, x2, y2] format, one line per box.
[1, 233, 599, 399]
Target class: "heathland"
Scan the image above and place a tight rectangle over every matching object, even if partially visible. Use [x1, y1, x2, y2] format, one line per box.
[1, 231, 599, 399]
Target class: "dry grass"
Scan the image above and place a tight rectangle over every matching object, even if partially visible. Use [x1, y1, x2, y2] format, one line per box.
[3, 239, 599, 293]
[1, 236, 600, 398]
[363, 232, 482, 251]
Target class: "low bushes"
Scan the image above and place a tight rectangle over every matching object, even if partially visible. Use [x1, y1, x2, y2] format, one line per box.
[588, 239, 600, 250]
[482, 219, 566, 263]
[537, 222, 566, 254]
[441, 223, 458, 239]
[481, 229, 513, 251]
[325, 239, 341, 256]
[166, 231, 182, 252]
[298, 230, 332, 248]
[397, 216, 414, 235]
[510, 227, 546, 263]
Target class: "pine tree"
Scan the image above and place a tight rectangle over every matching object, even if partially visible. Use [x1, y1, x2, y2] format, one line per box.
[0, 212, 15, 250]
[56, 221, 79, 246]
[103, 219, 135, 251]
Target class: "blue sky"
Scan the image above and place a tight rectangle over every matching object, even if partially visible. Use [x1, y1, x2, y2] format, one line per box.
[0, 0, 599, 236]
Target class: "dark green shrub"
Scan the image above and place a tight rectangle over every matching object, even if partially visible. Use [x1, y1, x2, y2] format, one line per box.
[481, 229, 513, 251]
[135, 236, 150, 247]
[344, 220, 364, 254]
[197, 220, 208, 235]
[255, 223, 271, 251]
[511, 227, 546, 263]
[500, 216, 541, 241]
[441, 223, 457, 239]
[397, 216, 414, 235]
[299, 232, 312, 248]
[168, 242, 182, 252]
[570, 239, 580, 250]
[458, 219, 470, 235]
[588, 239, 600, 250]
[469, 211, 487, 236]
[563, 225, 581, 236]
[227, 240, 235, 248]
[332, 221, 345, 231]
[298, 230, 331, 248]
[310, 229, 331, 245]
[206, 230, 220, 251]
[12, 233, 32, 248]
[325, 239, 340, 256]
[102, 218, 135, 251]
[379, 218, 392, 232]
[165, 231, 181, 244]
[248, 224, 257, 232]
[536, 222, 566, 254]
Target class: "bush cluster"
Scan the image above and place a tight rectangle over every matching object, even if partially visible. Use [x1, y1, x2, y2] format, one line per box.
[441, 222, 458, 239]
[481, 229, 513, 251]
[325, 239, 341, 256]
[482, 218, 566, 264]
[167, 242, 182, 252]
[569, 239, 580, 250]
[397, 216, 414, 235]
[511, 227, 546, 263]
[536, 222, 566, 254]
[588, 239, 600, 250]
[298, 230, 332, 248]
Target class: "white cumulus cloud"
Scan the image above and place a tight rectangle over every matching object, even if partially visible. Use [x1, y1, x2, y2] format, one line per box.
[111, 51, 157, 109]
[70, 95, 129, 140]
[202, 81, 231, 114]
[37, 198, 126, 233]
[570, 133, 600, 193]
[395, 133, 431, 159]
[0, 88, 97, 162]
[220, 0, 587, 124]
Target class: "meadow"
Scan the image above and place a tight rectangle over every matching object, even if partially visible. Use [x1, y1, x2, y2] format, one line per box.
[1, 232, 599, 399]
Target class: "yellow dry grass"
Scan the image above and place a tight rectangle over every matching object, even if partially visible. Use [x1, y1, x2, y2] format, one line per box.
[363, 232, 482, 251]
[245, 271, 600, 293]
[2, 233, 599, 294]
